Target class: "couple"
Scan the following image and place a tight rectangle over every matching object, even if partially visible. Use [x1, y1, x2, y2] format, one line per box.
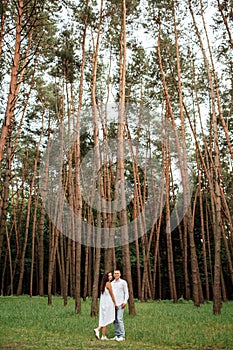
[94, 269, 129, 342]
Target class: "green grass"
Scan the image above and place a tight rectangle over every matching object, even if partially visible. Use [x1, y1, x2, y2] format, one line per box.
[0, 296, 233, 350]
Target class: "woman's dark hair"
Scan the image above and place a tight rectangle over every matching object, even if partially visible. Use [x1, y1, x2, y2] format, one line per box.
[100, 272, 111, 294]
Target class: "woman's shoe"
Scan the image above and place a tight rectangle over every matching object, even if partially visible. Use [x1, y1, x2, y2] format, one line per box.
[94, 328, 100, 339]
[101, 336, 108, 340]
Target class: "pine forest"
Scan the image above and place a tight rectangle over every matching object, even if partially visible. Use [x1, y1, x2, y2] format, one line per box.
[0, 0, 233, 316]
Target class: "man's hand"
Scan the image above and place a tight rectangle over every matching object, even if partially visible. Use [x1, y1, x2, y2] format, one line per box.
[121, 303, 126, 308]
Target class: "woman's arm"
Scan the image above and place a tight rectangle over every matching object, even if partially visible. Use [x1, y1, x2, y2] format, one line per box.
[106, 282, 117, 307]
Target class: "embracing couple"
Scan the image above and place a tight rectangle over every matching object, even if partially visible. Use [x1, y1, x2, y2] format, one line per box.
[94, 269, 129, 342]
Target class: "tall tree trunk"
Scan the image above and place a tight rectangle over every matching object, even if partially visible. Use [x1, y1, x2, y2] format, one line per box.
[10, 163, 26, 293]
[206, 201, 214, 289]
[0, 0, 23, 165]
[90, 0, 104, 317]
[199, 171, 210, 300]
[1, 225, 13, 295]
[164, 134, 177, 302]
[16, 114, 43, 296]
[173, 0, 202, 305]
[73, 0, 90, 314]
[58, 234, 65, 298]
[48, 226, 59, 305]
[0, 134, 12, 268]
[30, 105, 45, 297]
[47, 119, 65, 304]
[29, 193, 38, 297]
[83, 244, 89, 301]
[0, 8, 33, 261]
[117, 0, 135, 315]
[38, 127, 51, 296]
[188, 0, 224, 314]
[221, 225, 233, 285]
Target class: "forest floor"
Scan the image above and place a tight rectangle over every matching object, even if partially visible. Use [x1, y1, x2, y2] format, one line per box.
[0, 296, 233, 350]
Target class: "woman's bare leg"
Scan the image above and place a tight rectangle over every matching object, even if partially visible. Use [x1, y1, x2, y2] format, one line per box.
[102, 326, 107, 337]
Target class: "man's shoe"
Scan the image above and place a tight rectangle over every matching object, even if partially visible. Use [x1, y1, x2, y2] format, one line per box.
[116, 337, 125, 342]
[110, 336, 118, 340]
[94, 328, 100, 339]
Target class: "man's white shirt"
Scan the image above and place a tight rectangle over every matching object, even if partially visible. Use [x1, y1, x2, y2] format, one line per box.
[111, 278, 129, 306]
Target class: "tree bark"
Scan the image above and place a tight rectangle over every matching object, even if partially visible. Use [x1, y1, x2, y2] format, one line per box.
[117, 0, 135, 315]
[0, 0, 23, 163]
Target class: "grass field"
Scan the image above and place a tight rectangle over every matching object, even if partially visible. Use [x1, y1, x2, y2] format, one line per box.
[0, 296, 233, 350]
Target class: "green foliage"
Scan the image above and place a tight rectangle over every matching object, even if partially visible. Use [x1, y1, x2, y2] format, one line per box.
[0, 296, 233, 349]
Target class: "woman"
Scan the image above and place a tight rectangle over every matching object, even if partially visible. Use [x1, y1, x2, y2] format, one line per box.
[94, 271, 117, 340]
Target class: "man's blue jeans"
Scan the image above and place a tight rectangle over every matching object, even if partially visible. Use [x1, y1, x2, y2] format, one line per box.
[114, 306, 125, 338]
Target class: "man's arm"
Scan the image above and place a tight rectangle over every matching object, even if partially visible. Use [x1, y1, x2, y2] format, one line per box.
[122, 280, 129, 307]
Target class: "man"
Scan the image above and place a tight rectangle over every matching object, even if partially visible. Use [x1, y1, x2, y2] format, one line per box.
[111, 269, 129, 342]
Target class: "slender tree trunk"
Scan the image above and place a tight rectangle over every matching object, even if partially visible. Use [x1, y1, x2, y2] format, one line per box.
[0, 134, 12, 266]
[220, 268, 227, 302]
[48, 226, 59, 304]
[0, 0, 7, 57]
[173, 0, 202, 305]
[217, 0, 233, 49]
[90, 0, 104, 317]
[11, 167, 25, 293]
[73, 0, 90, 313]
[125, 113, 144, 300]
[117, 0, 135, 315]
[64, 238, 71, 304]
[205, 201, 214, 289]
[0, 0, 23, 165]
[199, 172, 210, 300]
[63, 88, 74, 306]
[83, 245, 89, 301]
[164, 132, 177, 302]
[188, 0, 224, 314]
[16, 114, 43, 296]
[1, 225, 13, 295]
[221, 225, 233, 285]
[47, 119, 65, 304]
[133, 193, 141, 300]
[38, 126, 50, 296]
[29, 193, 38, 297]
[71, 240, 76, 298]
[59, 234, 66, 298]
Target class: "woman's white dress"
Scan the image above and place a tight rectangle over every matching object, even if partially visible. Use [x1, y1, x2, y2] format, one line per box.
[98, 286, 115, 327]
